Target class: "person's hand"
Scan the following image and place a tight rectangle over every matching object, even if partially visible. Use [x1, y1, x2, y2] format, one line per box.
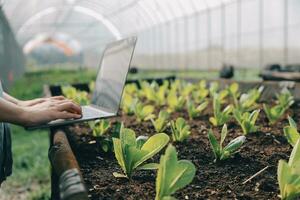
[17, 96, 66, 107]
[20, 98, 82, 126]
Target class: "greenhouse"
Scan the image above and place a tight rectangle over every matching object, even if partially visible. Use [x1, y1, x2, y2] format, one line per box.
[0, 0, 300, 200]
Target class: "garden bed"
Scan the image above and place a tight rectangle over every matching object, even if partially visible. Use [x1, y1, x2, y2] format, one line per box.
[63, 103, 299, 200]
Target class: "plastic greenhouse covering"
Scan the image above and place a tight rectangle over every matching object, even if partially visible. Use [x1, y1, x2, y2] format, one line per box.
[1, 0, 300, 71]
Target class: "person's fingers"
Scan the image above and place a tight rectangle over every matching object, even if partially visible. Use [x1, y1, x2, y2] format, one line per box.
[51, 96, 66, 101]
[55, 102, 82, 114]
[54, 111, 82, 119]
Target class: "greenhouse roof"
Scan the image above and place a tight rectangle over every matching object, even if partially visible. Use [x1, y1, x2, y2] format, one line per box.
[2, 0, 235, 50]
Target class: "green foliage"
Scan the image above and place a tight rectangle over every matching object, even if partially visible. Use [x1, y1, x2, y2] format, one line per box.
[124, 83, 139, 96]
[192, 80, 209, 103]
[151, 110, 170, 132]
[209, 94, 234, 126]
[264, 89, 294, 124]
[112, 125, 170, 178]
[170, 118, 191, 142]
[284, 116, 300, 147]
[182, 82, 196, 98]
[134, 101, 155, 122]
[121, 93, 138, 115]
[167, 91, 185, 112]
[208, 124, 246, 162]
[238, 86, 264, 112]
[186, 98, 208, 119]
[155, 145, 196, 200]
[139, 81, 157, 102]
[89, 119, 111, 137]
[278, 139, 300, 200]
[233, 109, 260, 135]
[62, 86, 90, 105]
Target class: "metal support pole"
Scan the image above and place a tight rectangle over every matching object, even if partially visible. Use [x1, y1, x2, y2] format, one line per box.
[283, 0, 289, 67]
[184, 16, 189, 71]
[221, 3, 226, 66]
[207, 9, 211, 69]
[259, 0, 264, 69]
[237, 0, 242, 68]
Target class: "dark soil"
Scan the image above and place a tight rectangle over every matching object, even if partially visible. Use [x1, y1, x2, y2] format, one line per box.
[65, 102, 300, 200]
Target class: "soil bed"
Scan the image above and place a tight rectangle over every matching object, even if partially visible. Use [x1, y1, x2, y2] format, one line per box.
[64, 103, 300, 200]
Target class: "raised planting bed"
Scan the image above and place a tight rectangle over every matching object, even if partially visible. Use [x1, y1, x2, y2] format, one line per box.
[48, 79, 300, 200]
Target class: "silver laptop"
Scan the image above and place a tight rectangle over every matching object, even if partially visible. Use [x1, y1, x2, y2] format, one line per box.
[26, 36, 137, 130]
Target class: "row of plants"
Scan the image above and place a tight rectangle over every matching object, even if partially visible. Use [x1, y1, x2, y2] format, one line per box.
[62, 80, 300, 199]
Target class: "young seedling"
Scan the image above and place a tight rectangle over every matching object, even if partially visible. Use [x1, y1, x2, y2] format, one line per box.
[167, 91, 185, 112]
[192, 81, 209, 103]
[186, 98, 208, 119]
[277, 139, 300, 200]
[151, 110, 170, 132]
[154, 81, 169, 106]
[62, 86, 90, 105]
[89, 119, 111, 137]
[208, 124, 246, 162]
[124, 83, 139, 96]
[155, 145, 196, 200]
[209, 94, 234, 126]
[112, 125, 170, 178]
[238, 86, 264, 112]
[182, 82, 196, 98]
[121, 93, 137, 115]
[170, 118, 191, 142]
[134, 101, 155, 122]
[283, 116, 300, 147]
[264, 89, 294, 124]
[233, 109, 260, 135]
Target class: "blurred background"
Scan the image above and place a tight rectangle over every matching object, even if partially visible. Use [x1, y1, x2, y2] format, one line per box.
[0, 0, 299, 199]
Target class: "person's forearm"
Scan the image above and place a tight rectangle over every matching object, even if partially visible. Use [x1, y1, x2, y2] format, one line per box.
[0, 98, 26, 125]
[3, 92, 20, 105]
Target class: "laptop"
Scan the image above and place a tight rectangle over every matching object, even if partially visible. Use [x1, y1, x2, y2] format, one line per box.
[25, 36, 137, 130]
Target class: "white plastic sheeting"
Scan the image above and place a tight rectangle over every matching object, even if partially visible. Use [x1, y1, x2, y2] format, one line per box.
[2, 0, 300, 70]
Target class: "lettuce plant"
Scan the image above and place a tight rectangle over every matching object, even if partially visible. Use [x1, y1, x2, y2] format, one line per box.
[208, 124, 246, 162]
[112, 126, 170, 178]
[62, 86, 90, 105]
[121, 93, 138, 115]
[284, 116, 300, 147]
[167, 91, 185, 112]
[209, 94, 234, 126]
[192, 81, 209, 103]
[151, 110, 170, 132]
[124, 83, 139, 96]
[155, 81, 169, 106]
[182, 82, 196, 98]
[186, 98, 208, 119]
[139, 81, 156, 101]
[89, 119, 110, 137]
[264, 89, 294, 124]
[134, 101, 155, 122]
[233, 109, 260, 135]
[238, 86, 264, 112]
[278, 139, 300, 200]
[170, 118, 191, 142]
[155, 145, 196, 200]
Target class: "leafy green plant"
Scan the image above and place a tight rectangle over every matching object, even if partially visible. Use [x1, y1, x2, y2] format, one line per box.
[167, 91, 185, 112]
[186, 98, 208, 119]
[155, 145, 196, 200]
[139, 81, 157, 102]
[112, 125, 170, 178]
[182, 82, 196, 98]
[192, 80, 209, 103]
[233, 109, 260, 135]
[208, 124, 246, 162]
[89, 119, 111, 137]
[209, 94, 234, 126]
[62, 86, 90, 105]
[134, 101, 155, 122]
[264, 89, 294, 124]
[124, 83, 139, 96]
[170, 118, 191, 142]
[238, 86, 264, 112]
[151, 110, 170, 132]
[121, 93, 138, 115]
[278, 139, 300, 200]
[284, 116, 300, 147]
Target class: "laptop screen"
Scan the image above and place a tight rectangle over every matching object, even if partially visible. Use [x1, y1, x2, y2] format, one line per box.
[92, 37, 137, 114]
